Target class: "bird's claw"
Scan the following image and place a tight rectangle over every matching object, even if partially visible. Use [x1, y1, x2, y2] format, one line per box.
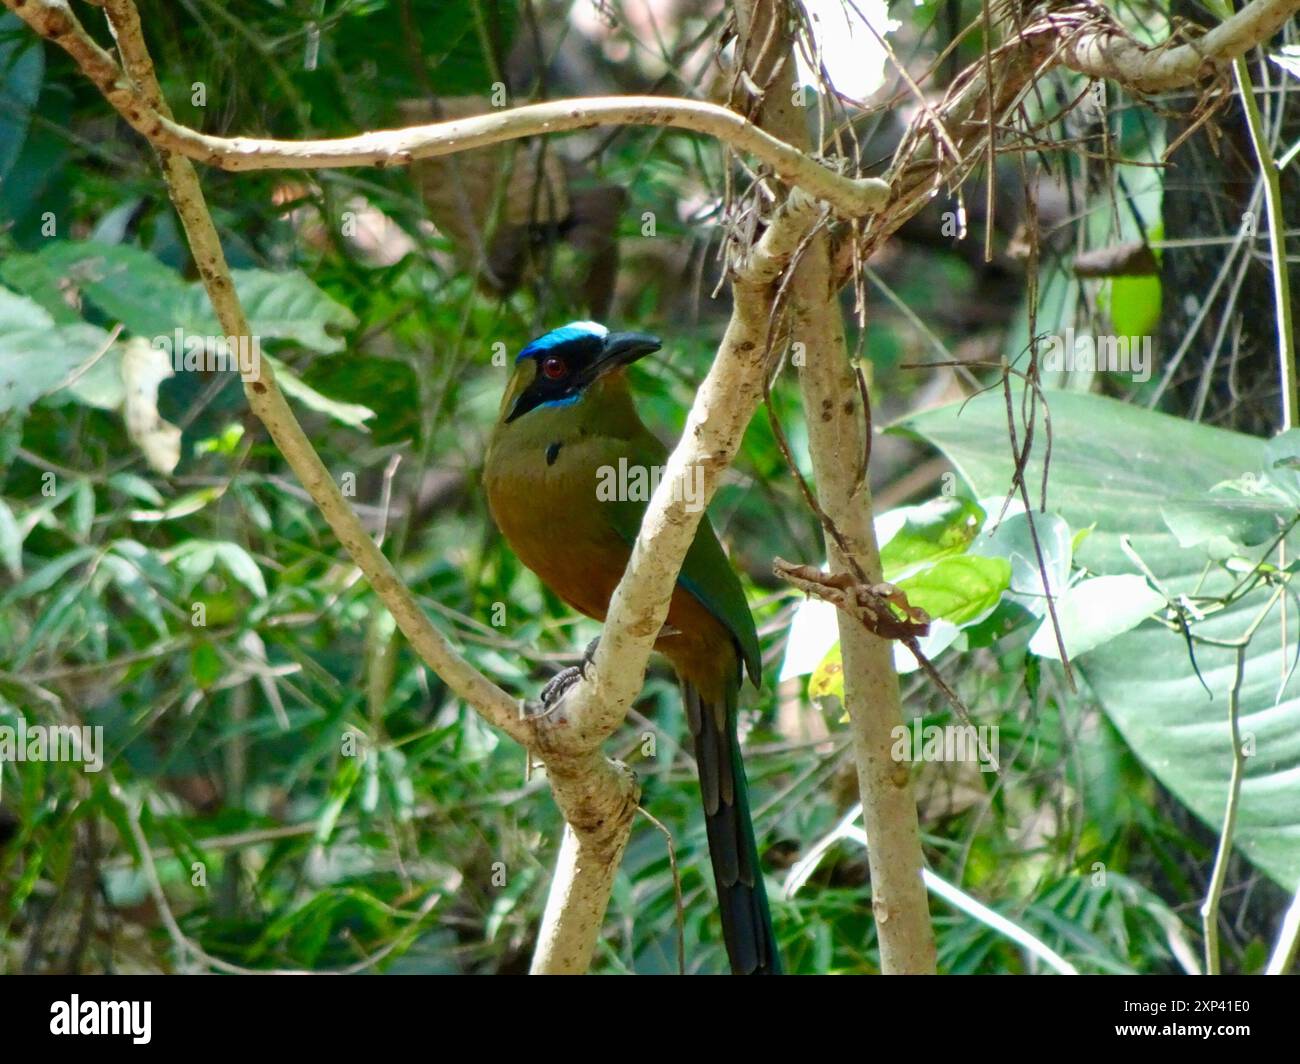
[538, 637, 600, 710]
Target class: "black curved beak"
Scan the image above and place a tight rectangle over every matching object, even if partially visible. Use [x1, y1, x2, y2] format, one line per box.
[592, 332, 661, 377]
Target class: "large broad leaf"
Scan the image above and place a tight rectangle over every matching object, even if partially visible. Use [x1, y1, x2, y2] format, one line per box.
[0, 13, 43, 188]
[1027, 574, 1166, 660]
[221, 270, 357, 354]
[10, 242, 194, 339]
[0, 287, 112, 413]
[897, 390, 1300, 890]
[2, 242, 355, 352]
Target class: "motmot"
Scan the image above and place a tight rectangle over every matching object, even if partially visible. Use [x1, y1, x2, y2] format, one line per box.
[483, 320, 781, 975]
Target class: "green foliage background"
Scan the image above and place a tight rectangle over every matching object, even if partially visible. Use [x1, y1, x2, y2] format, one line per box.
[0, 0, 1294, 974]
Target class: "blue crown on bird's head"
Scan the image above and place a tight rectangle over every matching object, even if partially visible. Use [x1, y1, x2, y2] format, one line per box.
[505, 321, 661, 422]
[516, 321, 608, 363]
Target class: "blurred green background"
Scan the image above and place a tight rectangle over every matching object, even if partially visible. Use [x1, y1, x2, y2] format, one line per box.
[1, 0, 1296, 974]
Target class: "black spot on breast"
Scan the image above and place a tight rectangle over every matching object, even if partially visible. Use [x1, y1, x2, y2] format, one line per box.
[545, 441, 562, 466]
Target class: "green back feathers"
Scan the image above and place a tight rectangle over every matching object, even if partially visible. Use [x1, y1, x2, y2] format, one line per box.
[604, 481, 762, 689]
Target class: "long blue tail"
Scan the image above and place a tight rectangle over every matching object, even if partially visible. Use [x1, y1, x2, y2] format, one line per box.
[683, 681, 781, 974]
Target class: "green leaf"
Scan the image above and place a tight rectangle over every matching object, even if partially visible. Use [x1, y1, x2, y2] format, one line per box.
[896, 555, 1011, 625]
[109, 539, 175, 591]
[808, 643, 845, 702]
[361, 754, 381, 814]
[1147, 432, 1300, 557]
[167, 540, 218, 591]
[66, 478, 95, 541]
[0, 287, 111, 413]
[16, 579, 85, 664]
[1102, 274, 1161, 339]
[0, 13, 43, 188]
[380, 747, 415, 817]
[0, 497, 22, 577]
[52, 341, 126, 410]
[969, 507, 1072, 617]
[897, 390, 1300, 890]
[108, 472, 165, 507]
[213, 543, 268, 599]
[2, 545, 94, 602]
[190, 642, 222, 689]
[0, 250, 81, 324]
[1161, 491, 1295, 554]
[1027, 574, 1165, 660]
[232, 481, 272, 531]
[98, 552, 168, 636]
[316, 756, 362, 844]
[879, 496, 985, 579]
[265, 354, 374, 429]
[0, 411, 22, 468]
[194, 423, 245, 457]
[24, 241, 193, 338]
[225, 270, 358, 354]
[130, 486, 223, 523]
[9, 242, 355, 353]
[1262, 429, 1300, 505]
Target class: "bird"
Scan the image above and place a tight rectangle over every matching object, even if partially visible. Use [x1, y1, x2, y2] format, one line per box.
[483, 320, 781, 974]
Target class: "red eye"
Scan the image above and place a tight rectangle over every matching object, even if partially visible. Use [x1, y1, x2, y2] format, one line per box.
[541, 355, 567, 380]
